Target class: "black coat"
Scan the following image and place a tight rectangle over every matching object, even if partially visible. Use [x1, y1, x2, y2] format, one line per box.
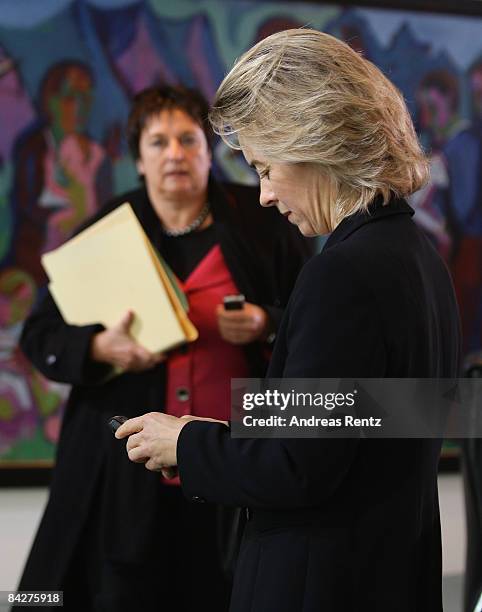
[18, 179, 312, 592]
[177, 198, 461, 612]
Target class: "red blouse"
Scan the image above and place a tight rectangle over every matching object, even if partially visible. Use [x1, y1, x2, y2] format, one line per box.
[165, 244, 250, 421]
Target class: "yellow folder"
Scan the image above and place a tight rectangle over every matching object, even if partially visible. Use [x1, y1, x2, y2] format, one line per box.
[41, 203, 198, 354]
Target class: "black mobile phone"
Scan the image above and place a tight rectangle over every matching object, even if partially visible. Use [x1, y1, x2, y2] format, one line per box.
[223, 294, 245, 310]
[107, 415, 128, 434]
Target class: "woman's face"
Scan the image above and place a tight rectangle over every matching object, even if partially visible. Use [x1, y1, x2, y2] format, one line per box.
[137, 108, 211, 201]
[242, 145, 333, 236]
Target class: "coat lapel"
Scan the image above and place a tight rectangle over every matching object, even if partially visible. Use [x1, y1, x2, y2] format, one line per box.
[324, 197, 415, 251]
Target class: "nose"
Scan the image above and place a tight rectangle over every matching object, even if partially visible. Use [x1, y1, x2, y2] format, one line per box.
[166, 138, 185, 160]
[259, 178, 277, 208]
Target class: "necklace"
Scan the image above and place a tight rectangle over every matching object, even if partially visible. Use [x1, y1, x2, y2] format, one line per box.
[161, 203, 211, 237]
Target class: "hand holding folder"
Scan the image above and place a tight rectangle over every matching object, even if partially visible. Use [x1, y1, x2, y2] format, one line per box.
[41, 203, 198, 354]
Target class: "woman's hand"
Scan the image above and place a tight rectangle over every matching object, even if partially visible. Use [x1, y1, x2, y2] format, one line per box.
[216, 302, 269, 345]
[90, 310, 166, 371]
[115, 413, 228, 473]
[115, 412, 184, 471]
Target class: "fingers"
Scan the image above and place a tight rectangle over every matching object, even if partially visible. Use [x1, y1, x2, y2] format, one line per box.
[217, 324, 259, 345]
[118, 421, 153, 463]
[216, 303, 267, 337]
[216, 305, 259, 329]
[95, 312, 169, 372]
[219, 318, 261, 332]
[125, 431, 143, 452]
[121, 346, 165, 372]
[144, 460, 177, 473]
[119, 412, 183, 472]
[116, 309, 134, 332]
[134, 350, 166, 371]
[218, 302, 269, 345]
[216, 305, 264, 345]
[128, 445, 149, 464]
[115, 416, 145, 439]
[161, 467, 178, 479]
[145, 459, 158, 472]
[130, 345, 158, 371]
[219, 330, 254, 345]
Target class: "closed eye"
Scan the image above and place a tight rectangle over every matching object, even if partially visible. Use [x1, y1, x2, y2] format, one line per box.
[249, 160, 270, 180]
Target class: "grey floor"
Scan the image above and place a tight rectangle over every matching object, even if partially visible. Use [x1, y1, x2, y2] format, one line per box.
[439, 471, 466, 612]
[444, 574, 463, 612]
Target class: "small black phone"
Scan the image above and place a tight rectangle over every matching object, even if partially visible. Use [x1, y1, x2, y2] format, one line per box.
[107, 415, 128, 434]
[223, 294, 245, 310]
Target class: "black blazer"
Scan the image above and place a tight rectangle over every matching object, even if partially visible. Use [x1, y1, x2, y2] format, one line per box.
[177, 197, 461, 612]
[18, 178, 312, 588]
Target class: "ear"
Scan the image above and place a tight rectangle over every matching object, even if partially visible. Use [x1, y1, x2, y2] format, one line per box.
[136, 158, 145, 176]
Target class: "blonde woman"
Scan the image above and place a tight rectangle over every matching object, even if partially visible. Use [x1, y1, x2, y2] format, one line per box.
[118, 30, 461, 611]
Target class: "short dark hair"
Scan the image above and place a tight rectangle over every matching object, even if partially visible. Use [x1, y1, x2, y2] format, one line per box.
[127, 85, 212, 159]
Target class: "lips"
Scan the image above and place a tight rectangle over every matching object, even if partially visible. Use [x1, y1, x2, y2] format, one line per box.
[165, 164, 187, 171]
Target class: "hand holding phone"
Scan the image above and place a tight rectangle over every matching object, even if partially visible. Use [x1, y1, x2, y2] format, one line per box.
[217, 297, 268, 345]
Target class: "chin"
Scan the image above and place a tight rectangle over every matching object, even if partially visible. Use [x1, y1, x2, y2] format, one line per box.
[297, 222, 319, 237]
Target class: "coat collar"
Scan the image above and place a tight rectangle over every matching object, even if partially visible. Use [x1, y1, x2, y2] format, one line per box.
[131, 175, 232, 241]
[323, 195, 414, 250]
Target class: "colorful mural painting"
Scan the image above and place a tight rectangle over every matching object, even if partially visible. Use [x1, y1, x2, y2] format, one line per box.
[0, 0, 481, 464]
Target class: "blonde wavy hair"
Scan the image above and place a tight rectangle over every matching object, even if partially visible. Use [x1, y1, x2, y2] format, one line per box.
[210, 29, 429, 222]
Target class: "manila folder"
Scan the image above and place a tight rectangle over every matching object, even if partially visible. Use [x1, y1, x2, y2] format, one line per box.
[41, 203, 191, 353]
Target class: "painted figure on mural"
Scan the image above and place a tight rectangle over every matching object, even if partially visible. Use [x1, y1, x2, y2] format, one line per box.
[414, 67, 482, 354]
[411, 70, 465, 261]
[0, 268, 64, 457]
[0, 46, 34, 265]
[11, 60, 109, 284]
[438, 60, 482, 354]
[417, 69, 464, 152]
[0, 50, 66, 459]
